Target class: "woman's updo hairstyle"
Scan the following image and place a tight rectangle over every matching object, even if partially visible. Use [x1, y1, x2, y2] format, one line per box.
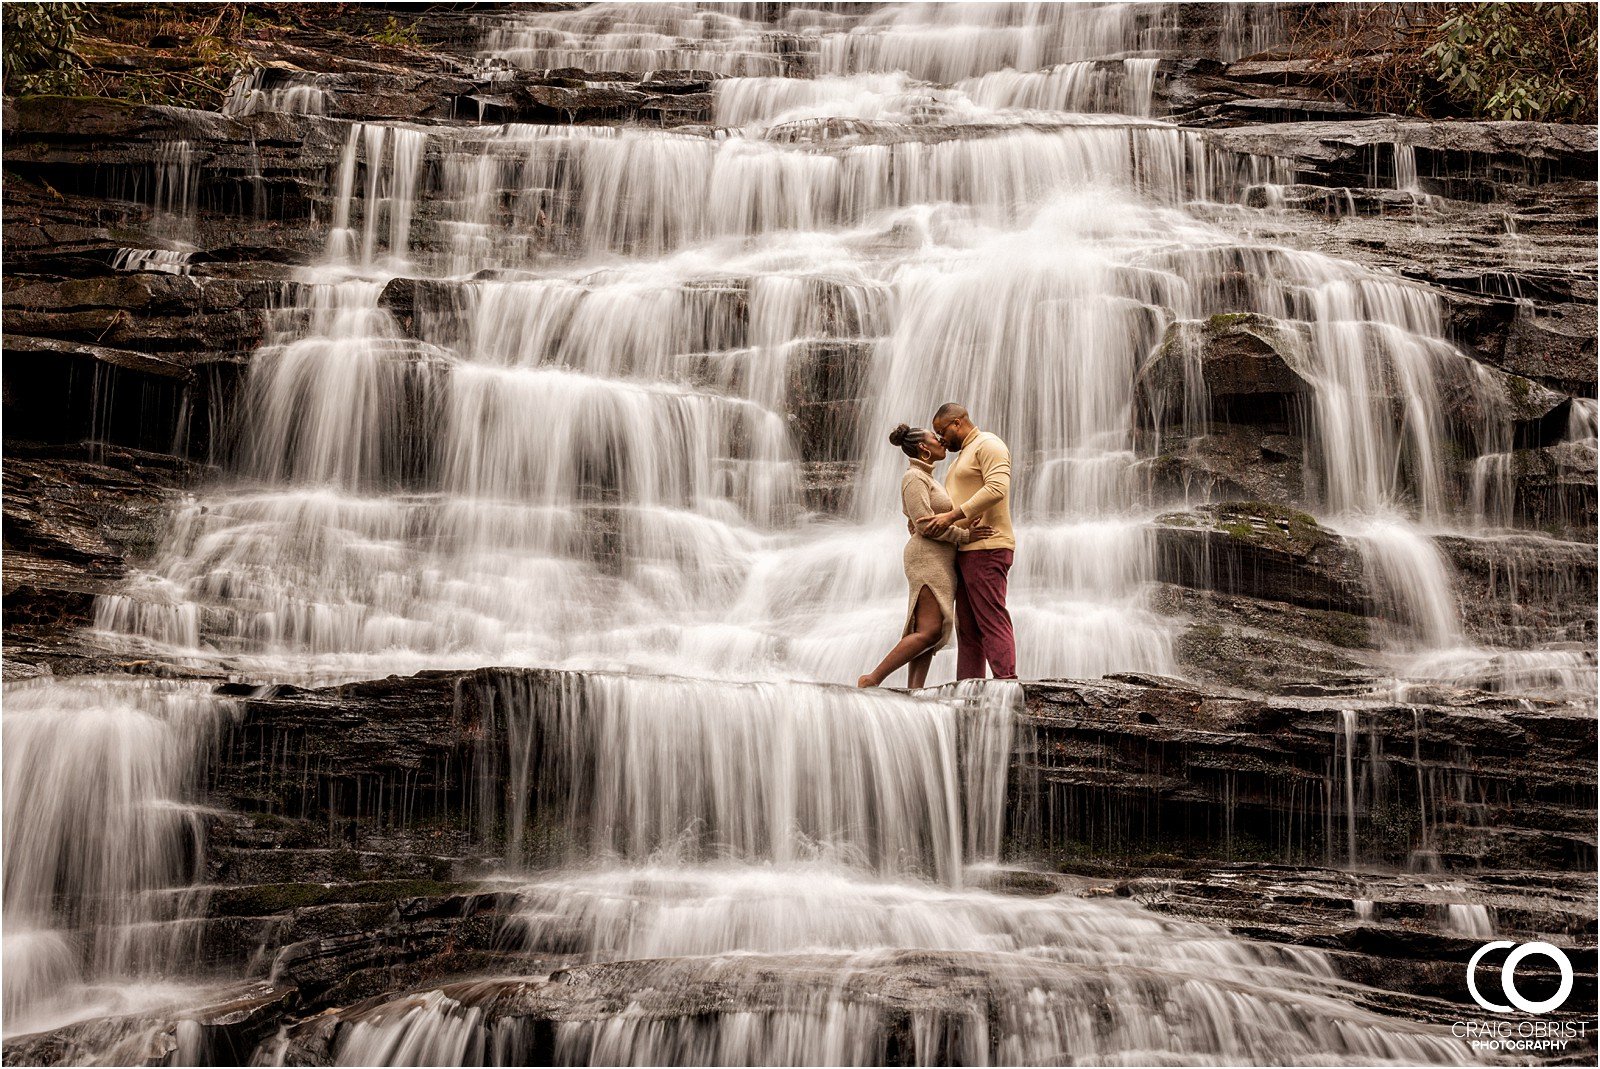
[889, 423, 927, 458]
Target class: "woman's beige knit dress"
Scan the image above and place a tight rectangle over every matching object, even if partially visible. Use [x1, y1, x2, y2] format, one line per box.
[900, 458, 971, 649]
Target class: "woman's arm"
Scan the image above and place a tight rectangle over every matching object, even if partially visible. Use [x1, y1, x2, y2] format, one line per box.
[904, 476, 972, 545]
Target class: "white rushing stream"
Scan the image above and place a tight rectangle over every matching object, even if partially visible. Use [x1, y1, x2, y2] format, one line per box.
[5, 1, 1588, 1063]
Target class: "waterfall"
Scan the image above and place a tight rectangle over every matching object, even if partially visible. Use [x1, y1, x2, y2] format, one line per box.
[478, 2, 1179, 82]
[1348, 518, 1464, 650]
[953, 679, 1021, 864]
[255, 951, 1476, 1067]
[148, 139, 198, 244]
[1338, 708, 1359, 867]
[1, 680, 230, 1036]
[248, 669, 1476, 1065]
[111, 248, 195, 275]
[324, 124, 429, 269]
[1392, 141, 1419, 191]
[223, 70, 330, 117]
[15, 1, 1581, 1062]
[1443, 900, 1496, 938]
[476, 672, 971, 881]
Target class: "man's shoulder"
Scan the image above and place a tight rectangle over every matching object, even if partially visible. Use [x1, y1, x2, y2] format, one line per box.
[975, 431, 1010, 455]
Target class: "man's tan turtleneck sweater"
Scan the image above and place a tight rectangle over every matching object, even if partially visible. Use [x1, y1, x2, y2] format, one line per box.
[944, 427, 1015, 552]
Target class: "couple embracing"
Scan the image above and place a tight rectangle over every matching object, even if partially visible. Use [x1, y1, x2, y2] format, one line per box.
[858, 403, 1017, 690]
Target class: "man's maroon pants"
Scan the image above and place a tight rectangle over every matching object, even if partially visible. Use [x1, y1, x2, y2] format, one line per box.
[955, 548, 1016, 680]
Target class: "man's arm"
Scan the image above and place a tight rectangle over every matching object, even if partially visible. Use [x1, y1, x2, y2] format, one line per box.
[957, 437, 1010, 519]
[923, 438, 1010, 537]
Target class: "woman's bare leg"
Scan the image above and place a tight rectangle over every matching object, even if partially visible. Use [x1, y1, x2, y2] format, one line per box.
[906, 649, 935, 690]
[859, 586, 944, 688]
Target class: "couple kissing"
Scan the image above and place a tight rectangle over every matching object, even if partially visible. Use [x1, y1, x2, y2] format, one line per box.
[858, 403, 1017, 690]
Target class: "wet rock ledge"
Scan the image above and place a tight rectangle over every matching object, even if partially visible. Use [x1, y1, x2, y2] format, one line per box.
[5, 663, 1593, 1063]
[11, 664, 1594, 1064]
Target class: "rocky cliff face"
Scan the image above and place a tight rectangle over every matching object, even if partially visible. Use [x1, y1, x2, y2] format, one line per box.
[2, 2, 1595, 1064]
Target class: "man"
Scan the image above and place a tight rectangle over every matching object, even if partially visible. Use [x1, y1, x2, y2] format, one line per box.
[920, 403, 1016, 680]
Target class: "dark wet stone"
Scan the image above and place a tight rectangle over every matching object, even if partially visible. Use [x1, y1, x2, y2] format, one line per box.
[1106, 862, 1595, 1019]
[642, 69, 719, 94]
[1, 449, 196, 651]
[1144, 424, 1309, 510]
[1201, 119, 1598, 188]
[1446, 293, 1598, 396]
[787, 341, 872, 464]
[1017, 673, 1596, 872]
[1, 983, 298, 1068]
[1435, 533, 1598, 645]
[1153, 502, 1370, 614]
[801, 459, 860, 513]
[3, 273, 285, 359]
[1139, 313, 1314, 428]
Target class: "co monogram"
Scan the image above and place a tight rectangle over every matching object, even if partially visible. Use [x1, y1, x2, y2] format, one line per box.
[1467, 941, 1574, 1015]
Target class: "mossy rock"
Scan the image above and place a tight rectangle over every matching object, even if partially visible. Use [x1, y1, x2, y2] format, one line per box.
[1205, 311, 1257, 330]
[1320, 611, 1372, 649]
[1140, 314, 1313, 429]
[1160, 501, 1327, 555]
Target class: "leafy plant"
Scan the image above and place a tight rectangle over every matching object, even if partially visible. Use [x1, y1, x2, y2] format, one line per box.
[369, 14, 423, 49]
[2, 2, 92, 96]
[1427, 2, 1597, 121]
[2, 3, 258, 108]
[1285, 1, 1597, 123]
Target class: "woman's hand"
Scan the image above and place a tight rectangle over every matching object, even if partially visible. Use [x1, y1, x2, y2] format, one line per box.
[920, 509, 965, 537]
[969, 522, 998, 540]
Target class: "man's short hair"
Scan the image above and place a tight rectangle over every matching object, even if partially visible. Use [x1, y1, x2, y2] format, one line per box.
[933, 402, 967, 423]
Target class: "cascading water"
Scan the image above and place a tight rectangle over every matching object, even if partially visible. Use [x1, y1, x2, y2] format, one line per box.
[97, 114, 1294, 682]
[1, 680, 230, 1038]
[477, 672, 978, 881]
[110, 248, 196, 275]
[8, 1, 1582, 1063]
[247, 675, 1475, 1067]
[1338, 708, 1360, 867]
[223, 70, 330, 117]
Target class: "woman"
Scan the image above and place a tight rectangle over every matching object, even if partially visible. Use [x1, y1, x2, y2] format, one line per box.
[858, 423, 992, 690]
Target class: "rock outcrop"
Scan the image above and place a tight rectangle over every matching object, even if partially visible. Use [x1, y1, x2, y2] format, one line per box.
[1154, 502, 1369, 614]
[1019, 673, 1596, 871]
[1138, 312, 1313, 428]
[2, 447, 201, 676]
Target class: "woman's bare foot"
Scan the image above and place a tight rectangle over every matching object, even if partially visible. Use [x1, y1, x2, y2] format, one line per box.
[856, 674, 877, 688]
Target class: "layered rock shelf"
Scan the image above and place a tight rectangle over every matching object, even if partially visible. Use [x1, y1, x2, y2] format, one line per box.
[3, 666, 1592, 1061]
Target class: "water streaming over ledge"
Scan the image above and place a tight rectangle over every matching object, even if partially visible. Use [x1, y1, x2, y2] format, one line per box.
[2, 680, 233, 1038]
[91, 140, 1583, 684]
[5, 1, 1588, 1063]
[245, 676, 1476, 1068]
[90, 71, 1591, 688]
